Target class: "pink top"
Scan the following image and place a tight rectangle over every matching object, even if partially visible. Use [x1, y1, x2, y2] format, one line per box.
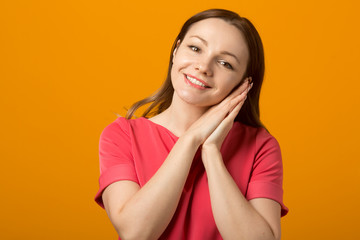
[95, 117, 288, 239]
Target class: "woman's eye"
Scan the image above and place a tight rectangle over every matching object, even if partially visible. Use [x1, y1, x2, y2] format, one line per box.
[219, 60, 233, 70]
[189, 45, 200, 52]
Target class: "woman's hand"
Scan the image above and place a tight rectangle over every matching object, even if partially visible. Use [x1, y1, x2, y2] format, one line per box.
[185, 77, 252, 148]
[185, 78, 252, 146]
[203, 79, 253, 150]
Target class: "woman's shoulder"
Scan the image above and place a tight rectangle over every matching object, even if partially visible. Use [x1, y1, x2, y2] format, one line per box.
[99, 117, 152, 147]
[107, 116, 148, 128]
[99, 117, 131, 142]
[232, 121, 279, 147]
[104, 116, 173, 137]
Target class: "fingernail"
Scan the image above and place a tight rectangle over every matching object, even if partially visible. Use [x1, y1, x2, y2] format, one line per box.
[249, 82, 253, 90]
[248, 77, 253, 84]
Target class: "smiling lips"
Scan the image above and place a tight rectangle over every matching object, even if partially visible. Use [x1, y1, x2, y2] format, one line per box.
[184, 74, 210, 89]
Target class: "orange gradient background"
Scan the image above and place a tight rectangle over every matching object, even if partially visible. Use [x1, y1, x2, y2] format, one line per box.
[1, 0, 359, 239]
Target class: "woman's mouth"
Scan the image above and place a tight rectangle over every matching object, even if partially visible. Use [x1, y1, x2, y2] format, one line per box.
[184, 74, 210, 89]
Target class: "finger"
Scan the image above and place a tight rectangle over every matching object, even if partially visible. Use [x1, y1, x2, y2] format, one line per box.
[212, 84, 248, 123]
[229, 100, 244, 119]
[206, 87, 246, 117]
[229, 77, 252, 97]
[228, 84, 250, 111]
[219, 77, 251, 107]
[208, 100, 245, 141]
[227, 81, 253, 117]
[200, 78, 252, 124]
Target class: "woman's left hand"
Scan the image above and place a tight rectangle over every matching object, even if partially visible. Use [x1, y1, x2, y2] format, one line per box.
[202, 82, 253, 151]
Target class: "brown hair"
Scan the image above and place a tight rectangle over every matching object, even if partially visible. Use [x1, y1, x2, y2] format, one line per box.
[125, 9, 265, 128]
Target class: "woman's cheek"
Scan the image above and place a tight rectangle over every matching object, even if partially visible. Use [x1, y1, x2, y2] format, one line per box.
[175, 50, 197, 66]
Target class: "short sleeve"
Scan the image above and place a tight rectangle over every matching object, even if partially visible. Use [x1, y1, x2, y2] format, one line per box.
[246, 128, 289, 217]
[94, 118, 139, 208]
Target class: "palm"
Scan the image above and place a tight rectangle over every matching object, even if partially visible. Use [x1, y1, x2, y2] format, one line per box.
[203, 112, 235, 150]
[187, 78, 250, 148]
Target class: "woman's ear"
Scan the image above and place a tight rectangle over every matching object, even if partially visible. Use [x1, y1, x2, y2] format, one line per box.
[172, 40, 181, 59]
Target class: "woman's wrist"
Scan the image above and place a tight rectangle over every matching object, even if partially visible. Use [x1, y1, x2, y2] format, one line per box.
[201, 144, 222, 168]
[202, 143, 220, 152]
[181, 131, 203, 148]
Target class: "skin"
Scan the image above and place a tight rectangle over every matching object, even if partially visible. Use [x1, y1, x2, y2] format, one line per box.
[171, 18, 249, 108]
[102, 18, 281, 240]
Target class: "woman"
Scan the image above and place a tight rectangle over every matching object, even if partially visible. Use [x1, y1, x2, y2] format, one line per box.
[95, 8, 288, 240]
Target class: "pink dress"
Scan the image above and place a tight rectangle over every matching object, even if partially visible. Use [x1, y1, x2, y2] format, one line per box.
[95, 117, 288, 239]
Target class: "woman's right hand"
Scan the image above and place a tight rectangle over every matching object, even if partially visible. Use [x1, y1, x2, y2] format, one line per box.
[184, 77, 252, 146]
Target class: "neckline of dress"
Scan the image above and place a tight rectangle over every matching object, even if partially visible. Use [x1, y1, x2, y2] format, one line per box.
[138, 117, 180, 139]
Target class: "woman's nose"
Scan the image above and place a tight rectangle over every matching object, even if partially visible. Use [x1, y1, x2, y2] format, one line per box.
[195, 58, 213, 76]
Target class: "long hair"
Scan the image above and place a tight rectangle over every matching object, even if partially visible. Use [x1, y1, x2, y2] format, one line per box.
[125, 9, 265, 128]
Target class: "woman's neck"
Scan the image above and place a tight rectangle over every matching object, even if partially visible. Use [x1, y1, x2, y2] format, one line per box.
[149, 94, 209, 137]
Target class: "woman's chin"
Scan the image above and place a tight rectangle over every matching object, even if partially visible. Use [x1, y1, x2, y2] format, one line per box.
[174, 91, 213, 108]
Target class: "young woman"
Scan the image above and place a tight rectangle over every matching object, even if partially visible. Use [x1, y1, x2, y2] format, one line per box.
[95, 8, 288, 240]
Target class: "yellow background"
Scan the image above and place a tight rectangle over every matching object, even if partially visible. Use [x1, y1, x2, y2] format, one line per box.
[1, 0, 359, 239]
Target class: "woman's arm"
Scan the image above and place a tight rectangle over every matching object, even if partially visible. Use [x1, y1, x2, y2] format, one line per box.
[201, 92, 281, 240]
[102, 133, 199, 240]
[202, 145, 281, 240]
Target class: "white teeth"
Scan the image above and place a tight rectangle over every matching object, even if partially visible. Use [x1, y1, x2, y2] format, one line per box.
[186, 75, 206, 87]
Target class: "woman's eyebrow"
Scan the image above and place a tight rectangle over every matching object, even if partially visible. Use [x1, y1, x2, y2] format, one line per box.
[189, 35, 208, 46]
[220, 50, 240, 64]
[189, 35, 240, 63]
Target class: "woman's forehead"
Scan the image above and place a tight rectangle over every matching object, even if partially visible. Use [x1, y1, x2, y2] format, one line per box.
[184, 18, 248, 58]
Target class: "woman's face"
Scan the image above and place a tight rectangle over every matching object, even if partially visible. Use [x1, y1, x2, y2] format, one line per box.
[171, 18, 250, 108]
